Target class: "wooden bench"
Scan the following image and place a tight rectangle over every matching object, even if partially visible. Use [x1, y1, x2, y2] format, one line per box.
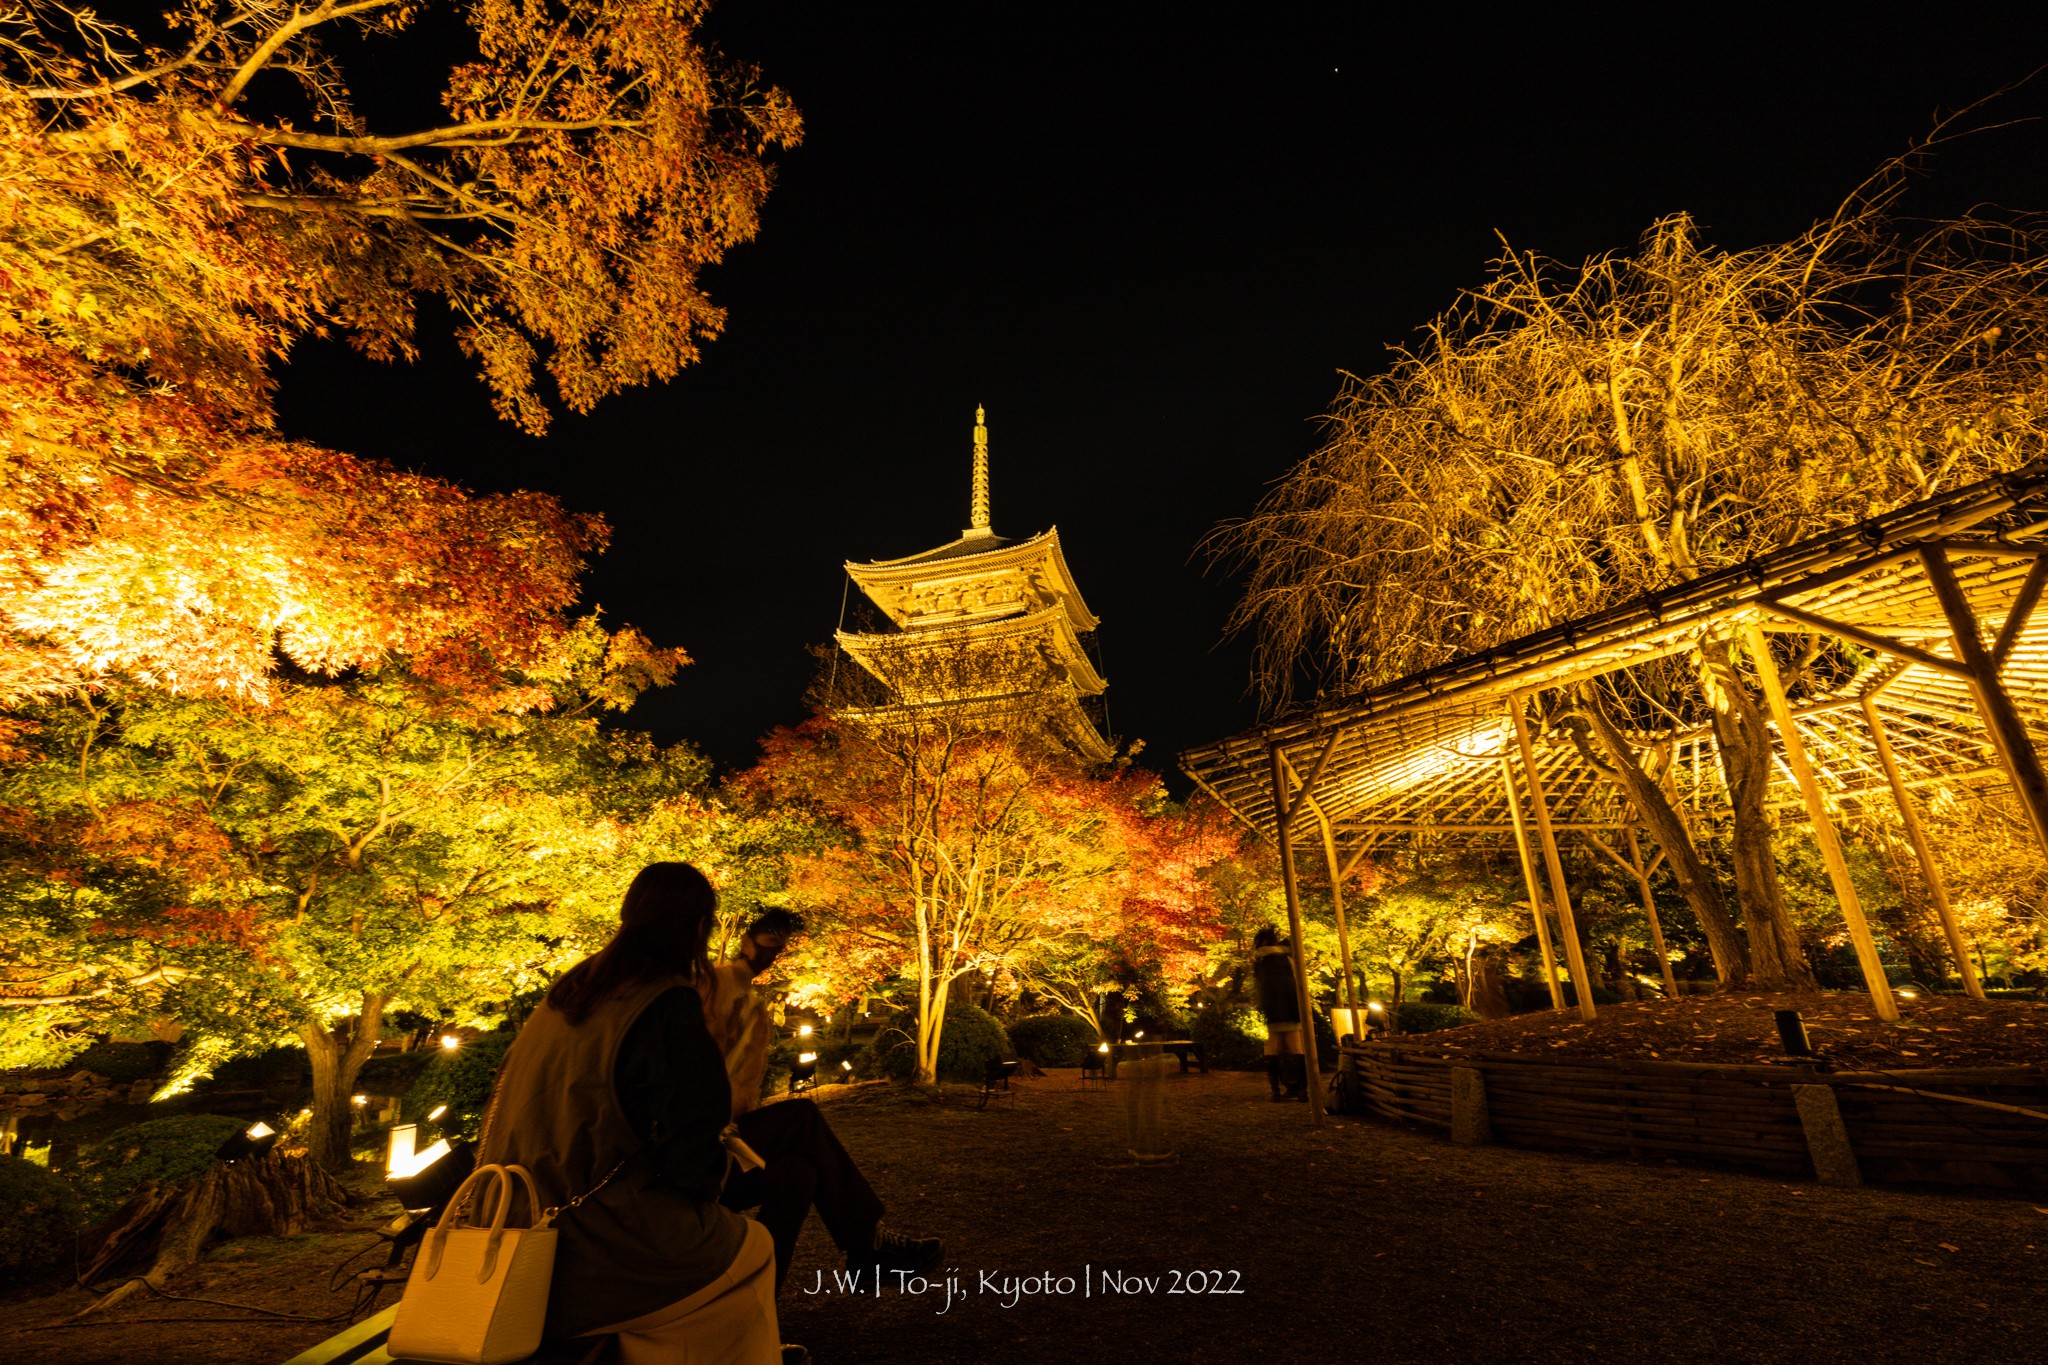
[1104, 1040, 1206, 1079]
[281, 1305, 401, 1365]
[282, 1305, 595, 1365]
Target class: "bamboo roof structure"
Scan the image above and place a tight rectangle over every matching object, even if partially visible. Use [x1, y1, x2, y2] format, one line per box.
[1182, 465, 2048, 865]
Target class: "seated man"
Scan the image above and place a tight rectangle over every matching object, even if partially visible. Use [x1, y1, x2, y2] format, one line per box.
[701, 910, 943, 1289]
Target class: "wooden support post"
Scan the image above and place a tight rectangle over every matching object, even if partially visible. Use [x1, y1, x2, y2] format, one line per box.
[1268, 742, 1326, 1125]
[1792, 1084, 1862, 1188]
[1508, 699, 1597, 1022]
[1740, 622, 1899, 1022]
[1318, 811, 1363, 1021]
[1920, 547, 2048, 861]
[1450, 1067, 1491, 1146]
[1860, 695, 1985, 999]
[1500, 752, 1566, 1011]
[1625, 829, 1681, 1001]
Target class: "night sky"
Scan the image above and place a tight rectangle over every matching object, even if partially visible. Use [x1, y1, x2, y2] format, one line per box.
[277, 4, 2048, 786]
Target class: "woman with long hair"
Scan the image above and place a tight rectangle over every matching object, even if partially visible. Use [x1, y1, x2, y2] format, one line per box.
[1252, 925, 1307, 1102]
[476, 862, 785, 1363]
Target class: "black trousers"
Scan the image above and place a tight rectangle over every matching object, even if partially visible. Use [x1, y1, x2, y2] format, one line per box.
[720, 1098, 884, 1290]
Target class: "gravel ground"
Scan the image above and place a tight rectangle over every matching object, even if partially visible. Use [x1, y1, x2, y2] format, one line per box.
[4, 1070, 2044, 1364]
[1405, 991, 2048, 1068]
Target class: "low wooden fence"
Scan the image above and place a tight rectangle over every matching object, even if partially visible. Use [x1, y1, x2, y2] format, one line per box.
[1337, 1039, 2048, 1192]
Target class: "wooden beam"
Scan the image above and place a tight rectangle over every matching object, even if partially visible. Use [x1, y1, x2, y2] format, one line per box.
[1267, 742, 1325, 1124]
[1501, 752, 1566, 1011]
[1861, 695, 1985, 999]
[1316, 808, 1363, 1018]
[1276, 728, 1345, 833]
[1920, 546, 2048, 861]
[1626, 829, 1682, 1001]
[1993, 554, 2048, 665]
[1508, 699, 1596, 1021]
[1741, 622, 1899, 1021]
[1753, 601, 1970, 677]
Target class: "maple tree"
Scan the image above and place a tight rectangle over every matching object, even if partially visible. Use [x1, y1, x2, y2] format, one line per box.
[737, 705, 1225, 1084]
[0, 0, 797, 704]
[1219, 159, 2048, 988]
[0, 619, 703, 1170]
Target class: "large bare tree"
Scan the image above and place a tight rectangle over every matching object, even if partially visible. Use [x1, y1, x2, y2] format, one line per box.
[1218, 165, 2048, 987]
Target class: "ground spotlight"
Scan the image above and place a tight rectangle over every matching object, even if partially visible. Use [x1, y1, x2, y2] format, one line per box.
[790, 1051, 819, 1094]
[439, 1034, 460, 1049]
[213, 1119, 282, 1163]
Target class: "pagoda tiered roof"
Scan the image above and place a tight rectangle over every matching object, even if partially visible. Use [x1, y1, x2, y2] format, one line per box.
[844, 526, 1100, 633]
[835, 408, 1111, 763]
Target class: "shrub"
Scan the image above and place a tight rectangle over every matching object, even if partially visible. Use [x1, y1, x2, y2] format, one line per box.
[1006, 1013, 1100, 1067]
[0, 1154, 82, 1285]
[358, 1050, 436, 1094]
[212, 1046, 307, 1088]
[69, 1040, 173, 1085]
[1395, 1002, 1477, 1035]
[861, 1001, 1013, 1082]
[66, 1114, 243, 1222]
[1190, 1007, 1267, 1070]
[405, 1033, 514, 1139]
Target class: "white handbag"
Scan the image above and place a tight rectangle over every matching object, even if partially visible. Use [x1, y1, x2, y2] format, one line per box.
[388, 1163, 558, 1365]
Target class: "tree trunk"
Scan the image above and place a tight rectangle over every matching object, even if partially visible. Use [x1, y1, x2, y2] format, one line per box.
[1698, 637, 1817, 988]
[302, 992, 389, 1173]
[1570, 690, 1750, 986]
[915, 977, 952, 1086]
[1604, 942, 1639, 1000]
[74, 1152, 347, 1316]
[1469, 949, 1513, 1019]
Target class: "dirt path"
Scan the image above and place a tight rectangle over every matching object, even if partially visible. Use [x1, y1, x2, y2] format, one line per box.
[3, 1071, 2043, 1364]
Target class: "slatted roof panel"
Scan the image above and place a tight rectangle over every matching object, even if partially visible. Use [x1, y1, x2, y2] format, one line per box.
[1182, 465, 2048, 858]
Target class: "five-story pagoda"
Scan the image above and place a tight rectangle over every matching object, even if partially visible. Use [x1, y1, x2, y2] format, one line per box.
[836, 408, 1112, 762]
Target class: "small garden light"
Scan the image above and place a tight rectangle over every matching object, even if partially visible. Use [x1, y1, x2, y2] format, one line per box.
[1132, 1030, 1145, 1040]
[1898, 989, 1920, 1000]
[214, 1119, 281, 1162]
[1098, 1042, 1111, 1054]
[790, 1050, 819, 1095]
[351, 1094, 368, 1106]
[840, 1059, 853, 1072]
[798, 1024, 814, 1038]
[426, 1104, 448, 1122]
[439, 1034, 460, 1049]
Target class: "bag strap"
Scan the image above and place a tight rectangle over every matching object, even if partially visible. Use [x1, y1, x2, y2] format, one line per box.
[543, 1151, 629, 1224]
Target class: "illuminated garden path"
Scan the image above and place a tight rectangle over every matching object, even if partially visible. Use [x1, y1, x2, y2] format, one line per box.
[780, 1071, 2044, 1364]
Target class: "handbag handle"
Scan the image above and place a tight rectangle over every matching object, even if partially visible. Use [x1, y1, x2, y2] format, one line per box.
[420, 1163, 547, 1283]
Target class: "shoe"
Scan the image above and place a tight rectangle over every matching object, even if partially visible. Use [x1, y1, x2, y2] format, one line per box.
[781, 1347, 811, 1365]
[1264, 1056, 1284, 1101]
[849, 1222, 944, 1276]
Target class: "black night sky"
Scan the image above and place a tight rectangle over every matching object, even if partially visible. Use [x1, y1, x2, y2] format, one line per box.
[276, 3, 2048, 783]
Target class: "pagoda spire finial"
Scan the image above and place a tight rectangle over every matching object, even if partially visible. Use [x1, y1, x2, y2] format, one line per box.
[969, 404, 991, 534]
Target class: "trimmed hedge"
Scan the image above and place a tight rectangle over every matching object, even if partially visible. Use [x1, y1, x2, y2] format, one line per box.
[1395, 1002, 1478, 1034]
[1006, 1013, 1100, 1068]
[404, 1033, 513, 1140]
[66, 1114, 243, 1222]
[862, 1001, 1013, 1083]
[0, 1154, 81, 1285]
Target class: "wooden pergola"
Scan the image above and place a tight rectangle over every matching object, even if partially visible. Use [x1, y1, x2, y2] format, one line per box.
[1181, 465, 2048, 1120]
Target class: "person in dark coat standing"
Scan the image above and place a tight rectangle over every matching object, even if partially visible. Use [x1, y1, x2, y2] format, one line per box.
[1252, 925, 1307, 1101]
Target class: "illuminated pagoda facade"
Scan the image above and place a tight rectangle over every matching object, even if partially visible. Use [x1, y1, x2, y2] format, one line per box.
[837, 408, 1112, 763]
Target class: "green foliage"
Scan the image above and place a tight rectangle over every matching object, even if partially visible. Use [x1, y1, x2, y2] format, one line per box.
[66, 1114, 243, 1222]
[0, 1154, 82, 1284]
[357, 1050, 436, 1094]
[405, 1034, 514, 1140]
[1007, 1013, 1101, 1067]
[863, 1002, 1013, 1083]
[69, 1040, 172, 1085]
[1191, 1006, 1268, 1071]
[1395, 1002, 1478, 1034]
[212, 1047, 308, 1088]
